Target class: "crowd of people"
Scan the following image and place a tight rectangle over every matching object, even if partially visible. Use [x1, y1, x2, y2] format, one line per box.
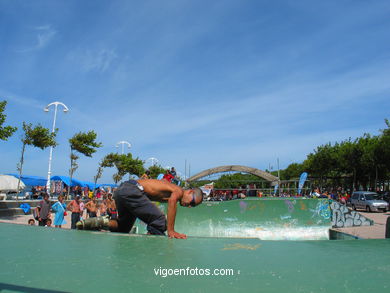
[28, 184, 115, 201]
[28, 192, 118, 229]
[25, 167, 180, 201]
[204, 186, 353, 205]
[140, 167, 180, 185]
[309, 187, 351, 203]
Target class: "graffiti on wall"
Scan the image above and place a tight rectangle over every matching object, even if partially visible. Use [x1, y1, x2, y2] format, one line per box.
[284, 199, 296, 213]
[312, 200, 331, 220]
[330, 201, 373, 228]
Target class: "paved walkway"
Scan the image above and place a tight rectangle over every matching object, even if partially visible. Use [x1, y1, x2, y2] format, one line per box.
[335, 211, 390, 239]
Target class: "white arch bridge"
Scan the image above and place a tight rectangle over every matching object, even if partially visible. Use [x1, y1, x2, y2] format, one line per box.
[186, 165, 280, 185]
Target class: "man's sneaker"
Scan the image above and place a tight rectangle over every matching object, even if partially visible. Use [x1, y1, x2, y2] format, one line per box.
[76, 216, 110, 230]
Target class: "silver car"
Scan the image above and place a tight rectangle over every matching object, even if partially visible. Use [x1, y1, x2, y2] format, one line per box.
[350, 191, 389, 212]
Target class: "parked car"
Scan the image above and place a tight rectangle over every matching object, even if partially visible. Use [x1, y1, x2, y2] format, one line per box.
[350, 191, 389, 212]
[379, 191, 390, 204]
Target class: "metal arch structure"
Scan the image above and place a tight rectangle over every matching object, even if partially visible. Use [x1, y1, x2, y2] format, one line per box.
[186, 165, 280, 185]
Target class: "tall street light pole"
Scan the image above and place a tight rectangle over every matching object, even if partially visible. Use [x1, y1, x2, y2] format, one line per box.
[146, 157, 159, 166]
[116, 141, 132, 181]
[44, 101, 69, 195]
[116, 140, 131, 154]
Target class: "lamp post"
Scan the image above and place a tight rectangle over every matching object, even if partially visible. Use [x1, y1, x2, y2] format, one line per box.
[116, 140, 131, 154]
[146, 157, 159, 166]
[44, 101, 69, 195]
[116, 141, 131, 181]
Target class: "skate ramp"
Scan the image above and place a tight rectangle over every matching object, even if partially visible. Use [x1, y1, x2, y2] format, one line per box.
[135, 198, 333, 240]
[1, 223, 389, 293]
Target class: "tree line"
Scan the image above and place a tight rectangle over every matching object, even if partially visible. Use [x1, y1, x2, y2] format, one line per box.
[280, 119, 390, 191]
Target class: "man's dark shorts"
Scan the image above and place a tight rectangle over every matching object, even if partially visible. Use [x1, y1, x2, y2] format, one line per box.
[38, 218, 48, 226]
[114, 180, 167, 235]
[88, 212, 97, 218]
[71, 212, 80, 229]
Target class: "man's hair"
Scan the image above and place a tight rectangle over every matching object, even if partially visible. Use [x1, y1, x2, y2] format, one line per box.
[28, 219, 35, 224]
[192, 188, 204, 205]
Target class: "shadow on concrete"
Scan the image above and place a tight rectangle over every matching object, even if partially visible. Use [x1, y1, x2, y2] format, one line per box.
[0, 282, 70, 293]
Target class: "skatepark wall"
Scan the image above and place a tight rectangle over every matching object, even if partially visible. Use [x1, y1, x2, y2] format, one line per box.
[135, 198, 332, 240]
[135, 198, 373, 240]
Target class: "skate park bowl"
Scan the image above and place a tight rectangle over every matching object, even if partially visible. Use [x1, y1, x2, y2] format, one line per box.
[134, 198, 371, 240]
[1, 198, 389, 292]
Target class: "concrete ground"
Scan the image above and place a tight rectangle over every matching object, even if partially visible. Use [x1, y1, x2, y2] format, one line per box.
[1, 209, 389, 239]
[335, 210, 390, 239]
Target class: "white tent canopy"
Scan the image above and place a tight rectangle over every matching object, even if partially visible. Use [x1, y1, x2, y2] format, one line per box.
[0, 175, 26, 192]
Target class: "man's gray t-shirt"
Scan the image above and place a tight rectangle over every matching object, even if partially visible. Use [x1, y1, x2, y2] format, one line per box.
[38, 200, 51, 219]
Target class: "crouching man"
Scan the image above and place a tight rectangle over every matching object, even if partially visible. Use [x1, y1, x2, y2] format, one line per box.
[77, 179, 203, 239]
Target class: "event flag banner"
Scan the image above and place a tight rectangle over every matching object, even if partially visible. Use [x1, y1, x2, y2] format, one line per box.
[274, 184, 278, 195]
[298, 172, 308, 195]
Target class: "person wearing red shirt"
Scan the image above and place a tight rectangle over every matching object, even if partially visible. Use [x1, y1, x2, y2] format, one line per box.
[162, 170, 174, 182]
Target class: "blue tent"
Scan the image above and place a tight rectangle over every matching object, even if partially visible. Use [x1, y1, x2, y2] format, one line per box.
[5, 174, 117, 190]
[50, 175, 87, 187]
[7, 174, 47, 186]
[81, 181, 117, 189]
[99, 183, 117, 188]
[50, 176, 117, 189]
[79, 181, 96, 190]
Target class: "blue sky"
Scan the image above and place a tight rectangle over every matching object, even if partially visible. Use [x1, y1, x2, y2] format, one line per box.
[0, 0, 389, 183]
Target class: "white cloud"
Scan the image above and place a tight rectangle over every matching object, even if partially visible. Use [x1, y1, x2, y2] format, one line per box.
[36, 26, 57, 49]
[17, 25, 57, 52]
[93, 56, 390, 148]
[0, 89, 43, 110]
[68, 48, 117, 73]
